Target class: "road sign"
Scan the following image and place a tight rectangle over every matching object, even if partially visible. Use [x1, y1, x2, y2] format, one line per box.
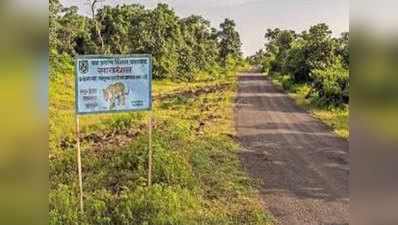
[75, 55, 152, 114]
[74, 55, 154, 212]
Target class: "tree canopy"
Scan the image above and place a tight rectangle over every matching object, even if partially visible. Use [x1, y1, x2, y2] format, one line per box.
[218, 18, 243, 66]
[250, 23, 349, 107]
[49, 1, 243, 81]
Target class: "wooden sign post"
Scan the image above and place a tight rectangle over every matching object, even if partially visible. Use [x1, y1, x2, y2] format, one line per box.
[148, 110, 152, 186]
[75, 115, 84, 212]
[74, 54, 152, 212]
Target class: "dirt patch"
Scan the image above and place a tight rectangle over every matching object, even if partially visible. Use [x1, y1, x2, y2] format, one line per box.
[59, 121, 167, 154]
[59, 83, 229, 153]
[155, 83, 230, 101]
[60, 126, 144, 152]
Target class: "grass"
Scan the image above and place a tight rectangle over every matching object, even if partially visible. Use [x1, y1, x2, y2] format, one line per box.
[267, 73, 349, 140]
[49, 65, 274, 224]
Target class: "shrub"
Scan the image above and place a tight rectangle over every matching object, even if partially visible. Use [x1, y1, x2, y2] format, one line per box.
[49, 52, 74, 80]
[49, 185, 82, 225]
[310, 59, 349, 107]
[295, 84, 312, 97]
[281, 74, 294, 90]
[83, 185, 199, 225]
[225, 56, 238, 73]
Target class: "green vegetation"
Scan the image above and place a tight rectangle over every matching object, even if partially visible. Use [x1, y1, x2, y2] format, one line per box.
[249, 24, 349, 107]
[49, 0, 273, 223]
[49, 62, 274, 224]
[267, 73, 349, 139]
[49, 1, 272, 222]
[249, 23, 349, 139]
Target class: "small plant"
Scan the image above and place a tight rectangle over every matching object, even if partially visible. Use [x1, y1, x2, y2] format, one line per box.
[281, 74, 293, 90]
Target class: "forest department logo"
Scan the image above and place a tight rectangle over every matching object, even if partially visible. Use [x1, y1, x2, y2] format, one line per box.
[79, 60, 89, 74]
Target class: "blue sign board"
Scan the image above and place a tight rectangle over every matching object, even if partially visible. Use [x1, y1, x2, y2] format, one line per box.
[75, 55, 152, 114]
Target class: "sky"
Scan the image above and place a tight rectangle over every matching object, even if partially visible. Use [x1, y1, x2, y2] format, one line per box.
[61, 0, 349, 57]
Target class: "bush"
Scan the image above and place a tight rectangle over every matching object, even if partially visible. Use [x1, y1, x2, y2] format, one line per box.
[49, 52, 74, 80]
[49, 185, 200, 225]
[295, 84, 312, 97]
[225, 56, 238, 72]
[281, 74, 294, 90]
[310, 59, 349, 107]
[84, 185, 199, 225]
[251, 25, 349, 109]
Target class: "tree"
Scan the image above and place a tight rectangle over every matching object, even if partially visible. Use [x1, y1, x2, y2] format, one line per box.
[264, 24, 337, 82]
[97, 5, 135, 54]
[265, 28, 281, 40]
[334, 32, 349, 69]
[263, 28, 296, 74]
[180, 15, 219, 71]
[49, 0, 63, 53]
[146, 4, 183, 79]
[218, 18, 242, 66]
[49, 0, 64, 78]
[49, 2, 244, 80]
[257, 23, 349, 106]
[88, 0, 106, 53]
[56, 6, 86, 55]
[302, 23, 335, 72]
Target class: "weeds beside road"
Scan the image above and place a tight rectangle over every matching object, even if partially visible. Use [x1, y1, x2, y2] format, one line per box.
[267, 73, 349, 139]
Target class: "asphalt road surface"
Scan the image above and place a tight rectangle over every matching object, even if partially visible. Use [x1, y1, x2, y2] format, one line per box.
[236, 72, 349, 225]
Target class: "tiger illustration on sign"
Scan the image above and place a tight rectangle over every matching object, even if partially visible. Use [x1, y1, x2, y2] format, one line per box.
[103, 82, 130, 110]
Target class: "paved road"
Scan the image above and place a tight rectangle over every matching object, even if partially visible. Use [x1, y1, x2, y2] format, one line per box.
[236, 73, 349, 225]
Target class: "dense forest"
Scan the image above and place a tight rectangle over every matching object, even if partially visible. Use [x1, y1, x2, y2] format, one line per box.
[49, 0, 244, 81]
[249, 24, 349, 107]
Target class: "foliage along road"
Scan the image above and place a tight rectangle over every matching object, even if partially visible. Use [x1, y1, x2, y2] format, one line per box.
[236, 72, 349, 225]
